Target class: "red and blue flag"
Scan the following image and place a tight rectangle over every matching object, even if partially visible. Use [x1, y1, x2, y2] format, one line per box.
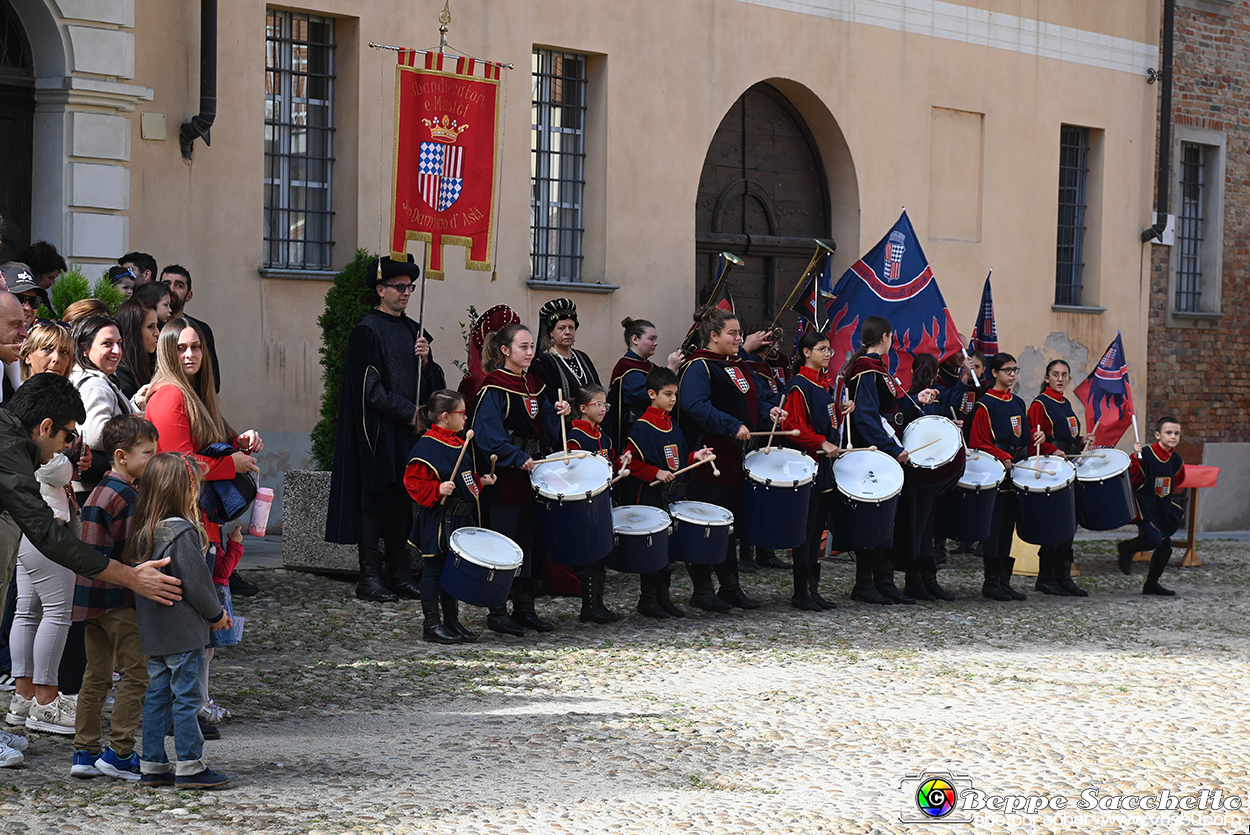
[968, 272, 998, 358]
[1074, 333, 1135, 448]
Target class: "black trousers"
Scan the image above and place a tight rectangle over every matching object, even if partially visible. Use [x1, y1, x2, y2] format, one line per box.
[487, 499, 537, 579]
[982, 488, 1016, 565]
[791, 489, 831, 570]
[359, 501, 412, 565]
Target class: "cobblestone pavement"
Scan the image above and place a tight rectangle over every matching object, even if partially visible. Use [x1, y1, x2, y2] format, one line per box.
[3, 540, 1248, 834]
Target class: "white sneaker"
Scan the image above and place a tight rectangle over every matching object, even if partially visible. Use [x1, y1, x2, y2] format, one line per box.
[5, 693, 32, 727]
[0, 729, 28, 752]
[26, 694, 76, 735]
[198, 699, 231, 724]
[0, 744, 22, 768]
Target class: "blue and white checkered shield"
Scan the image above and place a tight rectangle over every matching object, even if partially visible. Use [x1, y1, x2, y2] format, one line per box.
[417, 142, 464, 212]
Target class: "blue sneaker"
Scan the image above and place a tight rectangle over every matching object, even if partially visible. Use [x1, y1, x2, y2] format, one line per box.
[71, 750, 101, 778]
[175, 767, 231, 789]
[139, 771, 174, 788]
[95, 747, 142, 781]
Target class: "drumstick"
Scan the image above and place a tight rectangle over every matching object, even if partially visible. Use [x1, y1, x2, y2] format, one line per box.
[905, 437, 941, 456]
[489, 454, 498, 478]
[440, 429, 474, 506]
[1083, 419, 1100, 453]
[748, 429, 800, 437]
[1069, 451, 1106, 460]
[649, 454, 717, 486]
[610, 468, 631, 486]
[763, 413, 780, 455]
[1013, 463, 1050, 475]
[1035, 436, 1043, 479]
[558, 388, 569, 452]
[951, 407, 971, 456]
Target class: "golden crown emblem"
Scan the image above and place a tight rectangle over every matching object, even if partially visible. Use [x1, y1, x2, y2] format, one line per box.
[422, 115, 469, 144]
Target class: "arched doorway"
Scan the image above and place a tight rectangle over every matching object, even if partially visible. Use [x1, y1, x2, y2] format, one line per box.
[694, 82, 834, 345]
[0, 0, 33, 256]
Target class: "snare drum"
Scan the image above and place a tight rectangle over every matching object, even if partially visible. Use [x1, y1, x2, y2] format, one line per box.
[1074, 448, 1136, 531]
[668, 500, 733, 564]
[607, 506, 672, 574]
[936, 451, 1005, 542]
[1011, 455, 1077, 545]
[830, 449, 905, 549]
[902, 415, 966, 491]
[739, 448, 816, 549]
[532, 453, 615, 566]
[441, 527, 524, 608]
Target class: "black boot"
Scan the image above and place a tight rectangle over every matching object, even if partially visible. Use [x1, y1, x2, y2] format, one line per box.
[933, 535, 948, 567]
[851, 550, 892, 604]
[580, 570, 620, 624]
[1116, 537, 1140, 575]
[637, 572, 668, 619]
[1035, 548, 1069, 596]
[487, 605, 526, 636]
[356, 549, 398, 603]
[442, 594, 478, 641]
[981, 556, 1010, 601]
[760, 550, 792, 569]
[715, 557, 762, 609]
[385, 554, 423, 600]
[1000, 557, 1027, 600]
[655, 567, 687, 617]
[874, 552, 915, 604]
[688, 564, 732, 612]
[422, 601, 462, 644]
[738, 543, 760, 573]
[921, 569, 955, 601]
[1055, 560, 1088, 597]
[809, 563, 835, 609]
[903, 571, 936, 601]
[1143, 545, 1176, 596]
[514, 578, 555, 631]
[790, 564, 820, 611]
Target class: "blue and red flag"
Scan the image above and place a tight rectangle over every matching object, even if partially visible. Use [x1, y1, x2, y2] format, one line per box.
[968, 271, 998, 358]
[826, 210, 964, 389]
[1073, 333, 1135, 448]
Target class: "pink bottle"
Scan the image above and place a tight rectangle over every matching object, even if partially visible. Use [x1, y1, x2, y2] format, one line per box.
[248, 487, 275, 537]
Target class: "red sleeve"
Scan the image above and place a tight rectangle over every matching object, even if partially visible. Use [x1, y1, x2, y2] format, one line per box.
[1026, 401, 1061, 455]
[213, 540, 244, 585]
[1128, 454, 1145, 490]
[624, 439, 660, 483]
[781, 389, 825, 454]
[969, 406, 1011, 462]
[145, 386, 236, 482]
[1174, 462, 1187, 488]
[403, 460, 444, 509]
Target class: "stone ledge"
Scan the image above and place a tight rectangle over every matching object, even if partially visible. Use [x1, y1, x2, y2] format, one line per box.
[282, 469, 358, 574]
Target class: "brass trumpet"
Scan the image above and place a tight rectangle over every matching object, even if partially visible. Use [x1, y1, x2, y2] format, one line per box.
[684, 251, 745, 355]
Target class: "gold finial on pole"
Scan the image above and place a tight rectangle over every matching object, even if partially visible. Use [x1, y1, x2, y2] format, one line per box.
[438, 0, 451, 52]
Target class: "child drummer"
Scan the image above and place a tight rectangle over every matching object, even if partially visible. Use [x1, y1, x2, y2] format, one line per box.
[1116, 416, 1186, 596]
[618, 368, 713, 619]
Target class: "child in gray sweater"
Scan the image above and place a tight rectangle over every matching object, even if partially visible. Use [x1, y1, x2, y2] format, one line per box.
[130, 453, 232, 789]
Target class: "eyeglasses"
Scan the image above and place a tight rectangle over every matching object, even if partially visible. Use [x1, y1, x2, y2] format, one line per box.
[451, 410, 467, 415]
[1000, 367, 1020, 375]
[1049, 372, 1071, 379]
[16, 295, 38, 308]
[383, 283, 416, 294]
[590, 402, 611, 410]
[35, 318, 70, 330]
[51, 422, 79, 443]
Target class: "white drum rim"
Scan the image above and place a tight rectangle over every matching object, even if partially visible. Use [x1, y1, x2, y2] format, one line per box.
[743, 448, 817, 487]
[902, 415, 963, 470]
[1074, 447, 1133, 482]
[531, 453, 612, 500]
[1010, 455, 1076, 492]
[668, 500, 734, 527]
[958, 451, 1007, 490]
[448, 527, 524, 570]
[612, 505, 672, 537]
[833, 449, 905, 503]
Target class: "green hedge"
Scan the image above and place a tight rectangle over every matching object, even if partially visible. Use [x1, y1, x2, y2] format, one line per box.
[35, 267, 126, 319]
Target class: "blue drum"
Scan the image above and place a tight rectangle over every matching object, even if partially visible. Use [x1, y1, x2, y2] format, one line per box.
[739, 448, 816, 549]
[830, 449, 904, 549]
[606, 506, 671, 574]
[668, 501, 733, 564]
[441, 527, 524, 608]
[937, 451, 1005, 543]
[532, 452, 614, 566]
[1012, 455, 1077, 546]
[1074, 448, 1137, 531]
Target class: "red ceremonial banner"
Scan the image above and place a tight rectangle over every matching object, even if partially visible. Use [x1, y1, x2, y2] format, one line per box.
[390, 51, 502, 280]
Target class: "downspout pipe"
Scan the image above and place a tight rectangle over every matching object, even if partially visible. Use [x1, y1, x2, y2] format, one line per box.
[1142, 0, 1175, 243]
[180, 0, 217, 159]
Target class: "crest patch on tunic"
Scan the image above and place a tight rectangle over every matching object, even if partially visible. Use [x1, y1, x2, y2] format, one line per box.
[1154, 476, 1171, 498]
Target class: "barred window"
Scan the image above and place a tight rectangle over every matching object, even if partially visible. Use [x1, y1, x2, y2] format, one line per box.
[1175, 143, 1205, 313]
[531, 49, 587, 283]
[264, 10, 335, 270]
[1055, 125, 1089, 306]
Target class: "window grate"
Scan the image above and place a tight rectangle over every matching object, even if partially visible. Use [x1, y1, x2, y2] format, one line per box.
[264, 9, 336, 270]
[1175, 143, 1204, 313]
[530, 49, 587, 283]
[1055, 125, 1089, 306]
[0, 0, 32, 73]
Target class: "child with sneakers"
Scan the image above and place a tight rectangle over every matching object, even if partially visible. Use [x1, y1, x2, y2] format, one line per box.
[70, 414, 159, 780]
[1117, 416, 1186, 596]
[131, 452, 232, 789]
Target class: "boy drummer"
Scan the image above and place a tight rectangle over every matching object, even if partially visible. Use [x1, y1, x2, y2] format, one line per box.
[1116, 416, 1185, 596]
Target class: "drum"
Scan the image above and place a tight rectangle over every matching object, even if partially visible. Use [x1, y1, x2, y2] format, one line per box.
[441, 527, 524, 608]
[668, 500, 733, 564]
[606, 506, 672, 574]
[936, 451, 1005, 542]
[739, 448, 816, 549]
[1012, 455, 1077, 546]
[830, 449, 905, 549]
[902, 415, 966, 490]
[1074, 448, 1136, 531]
[532, 453, 615, 566]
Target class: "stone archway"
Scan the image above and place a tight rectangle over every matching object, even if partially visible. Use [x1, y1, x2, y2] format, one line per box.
[0, 0, 34, 254]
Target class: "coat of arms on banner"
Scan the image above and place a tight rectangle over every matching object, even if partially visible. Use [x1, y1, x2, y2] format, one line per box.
[418, 118, 466, 212]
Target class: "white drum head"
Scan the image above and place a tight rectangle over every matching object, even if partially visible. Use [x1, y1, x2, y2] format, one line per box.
[531, 453, 612, 500]
[613, 505, 671, 536]
[959, 451, 1006, 490]
[1011, 455, 1076, 492]
[743, 448, 816, 487]
[668, 500, 734, 527]
[833, 449, 905, 502]
[902, 416, 963, 469]
[1075, 447, 1132, 481]
[448, 527, 524, 570]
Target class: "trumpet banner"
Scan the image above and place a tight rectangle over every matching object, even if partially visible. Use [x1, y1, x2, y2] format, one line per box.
[390, 51, 502, 280]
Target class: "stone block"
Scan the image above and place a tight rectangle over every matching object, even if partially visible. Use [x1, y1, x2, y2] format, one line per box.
[70, 112, 131, 162]
[53, 0, 135, 27]
[70, 162, 129, 210]
[282, 470, 358, 574]
[67, 25, 135, 79]
[1198, 442, 1250, 532]
[68, 211, 126, 259]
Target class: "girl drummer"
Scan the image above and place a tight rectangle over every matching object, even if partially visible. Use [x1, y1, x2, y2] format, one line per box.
[607, 317, 683, 453]
[1027, 359, 1093, 597]
[677, 306, 787, 612]
[471, 323, 572, 636]
[967, 352, 1058, 601]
